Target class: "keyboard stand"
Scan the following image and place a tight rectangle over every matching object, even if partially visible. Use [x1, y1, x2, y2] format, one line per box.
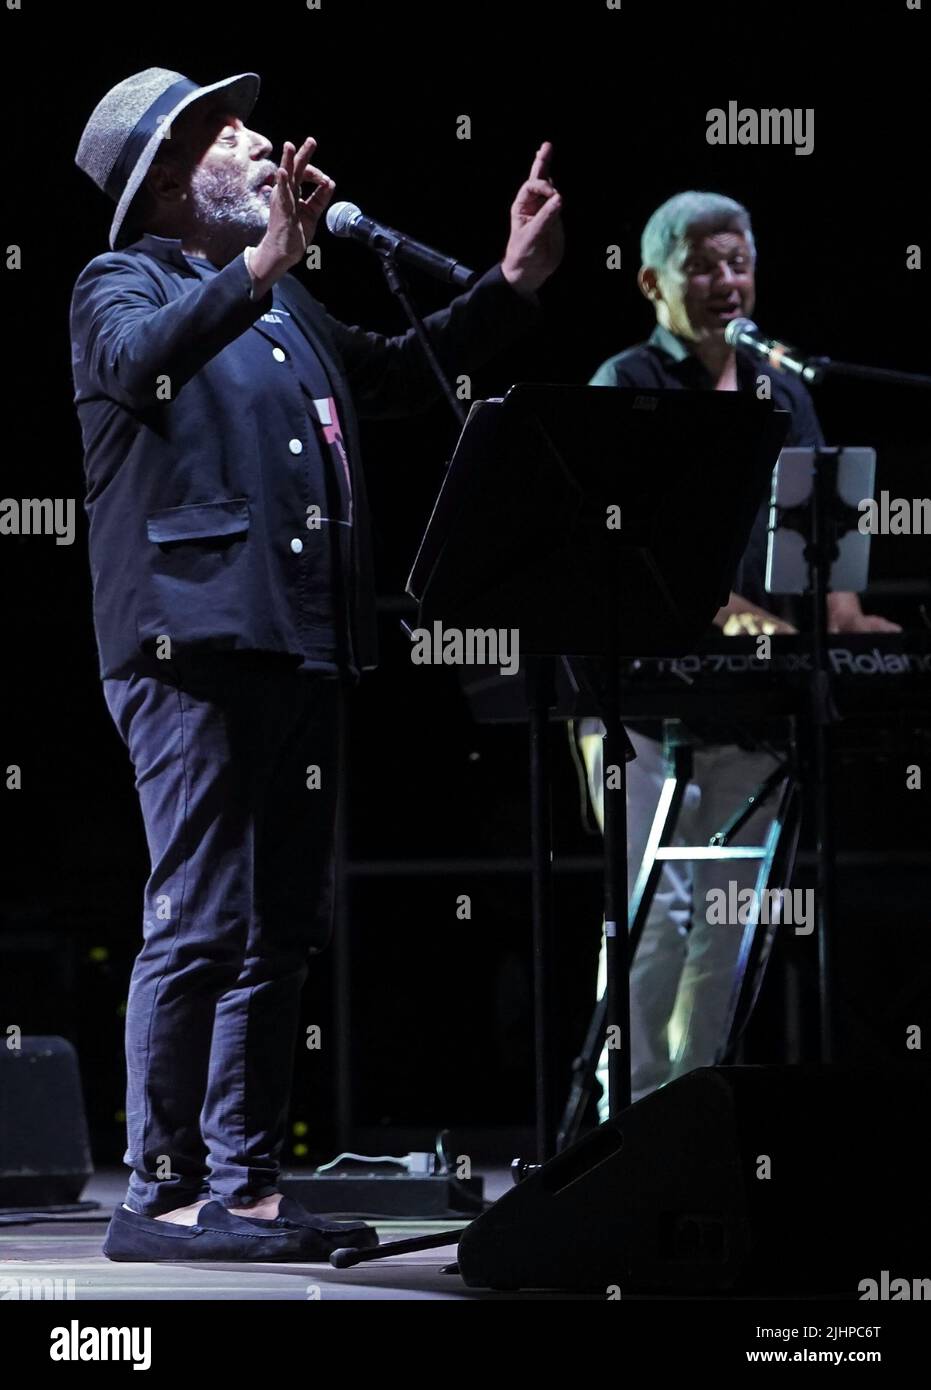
[557, 718, 801, 1152]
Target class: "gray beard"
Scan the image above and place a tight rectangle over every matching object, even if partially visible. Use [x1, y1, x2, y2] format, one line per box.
[188, 164, 269, 240]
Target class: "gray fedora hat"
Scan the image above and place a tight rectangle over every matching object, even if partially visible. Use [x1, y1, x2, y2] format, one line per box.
[75, 67, 261, 251]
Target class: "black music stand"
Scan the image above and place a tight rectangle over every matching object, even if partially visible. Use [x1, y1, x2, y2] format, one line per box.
[405, 383, 789, 1157]
[766, 446, 876, 1063]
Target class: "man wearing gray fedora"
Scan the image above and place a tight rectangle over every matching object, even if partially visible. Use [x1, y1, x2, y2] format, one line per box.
[71, 67, 563, 1261]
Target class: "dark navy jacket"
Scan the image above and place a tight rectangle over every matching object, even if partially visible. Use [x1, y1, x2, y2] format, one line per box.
[69, 234, 541, 679]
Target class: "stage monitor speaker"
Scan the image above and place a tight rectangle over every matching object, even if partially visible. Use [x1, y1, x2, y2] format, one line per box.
[0, 1036, 93, 1206]
[458, 1064, 931, 1294]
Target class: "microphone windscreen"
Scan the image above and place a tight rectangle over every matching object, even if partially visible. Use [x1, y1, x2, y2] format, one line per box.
[724, 316, 757, 347]
[325, 201, 363, 236]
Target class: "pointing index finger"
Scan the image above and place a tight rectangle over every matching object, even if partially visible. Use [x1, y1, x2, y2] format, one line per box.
[529, 141, 552, 182]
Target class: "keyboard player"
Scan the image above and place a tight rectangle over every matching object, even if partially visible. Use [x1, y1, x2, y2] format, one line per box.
[577, 190, 899, 1113]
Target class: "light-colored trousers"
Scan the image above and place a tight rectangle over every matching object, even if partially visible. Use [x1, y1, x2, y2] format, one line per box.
[578, 723, 784, 1117]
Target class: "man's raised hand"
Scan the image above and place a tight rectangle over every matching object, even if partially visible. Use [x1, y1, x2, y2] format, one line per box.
[501, 141, 564, 297]
[251, 137, 335, 288]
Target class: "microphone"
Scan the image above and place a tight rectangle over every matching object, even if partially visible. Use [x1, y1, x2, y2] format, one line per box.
[325, 201, 477, 288]
[724, 317, 823, 383]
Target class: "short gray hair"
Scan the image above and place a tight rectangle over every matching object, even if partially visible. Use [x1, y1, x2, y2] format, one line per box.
[641, 191, 755, 269]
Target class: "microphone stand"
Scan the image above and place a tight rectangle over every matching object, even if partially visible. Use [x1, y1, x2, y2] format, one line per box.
[326, 251, 475, 1271]
[375, 248, 467, 429]
[760, 344, 928, 1051]
[731, 322, 931, 391]
[804, 358, 931, 390]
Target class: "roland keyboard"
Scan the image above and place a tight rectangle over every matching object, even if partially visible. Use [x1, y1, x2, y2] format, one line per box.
[459, 633, 931, 725]
[616, 632, 931, 720]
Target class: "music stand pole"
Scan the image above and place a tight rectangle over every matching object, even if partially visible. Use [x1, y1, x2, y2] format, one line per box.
[602, 608, 633, 1115]
[808, 449, 840, 1063]
[527, 655, 558, 1160]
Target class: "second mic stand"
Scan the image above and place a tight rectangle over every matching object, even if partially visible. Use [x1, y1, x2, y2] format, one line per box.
[804, 448, 843, 1063]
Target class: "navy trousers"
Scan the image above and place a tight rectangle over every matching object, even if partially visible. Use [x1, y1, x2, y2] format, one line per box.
[102, 650, 341, 1216]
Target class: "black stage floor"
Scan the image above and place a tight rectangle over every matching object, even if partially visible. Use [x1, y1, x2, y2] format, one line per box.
[1, 1168, 880, 1304]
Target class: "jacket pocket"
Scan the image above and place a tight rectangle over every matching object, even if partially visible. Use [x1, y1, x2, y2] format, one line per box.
[139, 497, 254, 651]
[146, 498, 250, 544]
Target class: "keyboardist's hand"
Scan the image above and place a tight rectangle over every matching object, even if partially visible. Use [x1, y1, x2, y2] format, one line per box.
[714, 593, 797, 637]
[721, 612, 797, 636]
[826, 592, 903, 634]
[828, 611, 903, 634]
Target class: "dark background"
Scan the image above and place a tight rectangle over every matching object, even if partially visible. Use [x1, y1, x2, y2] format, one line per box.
[2, 0, 928, 1164]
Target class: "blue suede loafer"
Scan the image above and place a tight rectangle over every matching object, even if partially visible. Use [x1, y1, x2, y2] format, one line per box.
[102, 1200, 309, 1262]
